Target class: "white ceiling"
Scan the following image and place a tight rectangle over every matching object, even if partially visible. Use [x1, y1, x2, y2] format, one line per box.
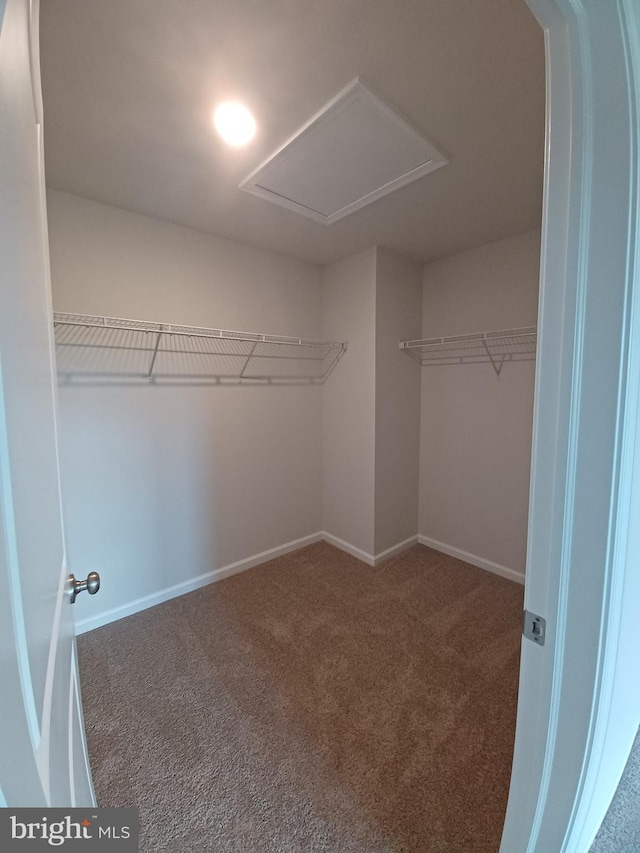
[39, 0, 545, 266]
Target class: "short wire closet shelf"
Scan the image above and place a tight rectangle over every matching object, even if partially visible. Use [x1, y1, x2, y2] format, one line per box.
[53, 313, 348, 384]
[399, 326, 537, 377]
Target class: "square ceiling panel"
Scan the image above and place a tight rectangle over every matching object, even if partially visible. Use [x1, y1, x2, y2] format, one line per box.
[240, 79, 448, 225]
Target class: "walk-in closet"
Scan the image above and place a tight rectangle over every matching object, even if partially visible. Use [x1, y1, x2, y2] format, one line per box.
[40, 0, 544, 849]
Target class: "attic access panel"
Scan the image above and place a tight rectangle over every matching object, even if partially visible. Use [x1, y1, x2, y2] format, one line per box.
[240, 79, 448, 225]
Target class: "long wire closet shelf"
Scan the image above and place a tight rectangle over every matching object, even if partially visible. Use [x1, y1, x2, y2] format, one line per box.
[399, 326, 537, 376]
[53, 313, 348, 385]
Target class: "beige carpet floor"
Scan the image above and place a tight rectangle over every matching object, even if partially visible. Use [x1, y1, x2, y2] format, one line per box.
[77, 542, 523, 852]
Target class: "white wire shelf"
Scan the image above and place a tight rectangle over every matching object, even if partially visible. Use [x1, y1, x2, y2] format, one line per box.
[53, 313, 348, 384]
[399, 326, 537, 377]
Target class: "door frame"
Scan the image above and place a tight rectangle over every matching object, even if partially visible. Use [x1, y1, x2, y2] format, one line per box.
[502, 0, 640, 850]
[3, 0, 639, 836]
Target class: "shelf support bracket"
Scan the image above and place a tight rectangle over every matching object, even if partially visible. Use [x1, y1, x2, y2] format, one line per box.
[148, 328, 164, 381]
[239, 340, 260, 379]
[481, 339, 503, 377]
[321, 343, 347, 381]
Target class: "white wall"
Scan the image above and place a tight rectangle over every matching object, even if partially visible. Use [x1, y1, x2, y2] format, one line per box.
[322, 247, 422, 562]
[419, 229, 540, 578]
[48, 190, 324, 630]
[321, 249, 377, 558]
[374, 249, 422, 554]
[50, 189, 538, 631]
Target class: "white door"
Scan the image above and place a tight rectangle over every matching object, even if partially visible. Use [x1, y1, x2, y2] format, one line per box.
[502, 0, 640, 850]
[0, 0, 95, 807]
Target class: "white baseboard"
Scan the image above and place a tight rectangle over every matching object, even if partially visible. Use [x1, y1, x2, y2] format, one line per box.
[321, 532, 419, 566]
[74, 531, 324, 635]
[76, 530, 523, 635]
[418, 535, 525, 585]
[321, 531, 375, 565]
[373, 535, 419, 565]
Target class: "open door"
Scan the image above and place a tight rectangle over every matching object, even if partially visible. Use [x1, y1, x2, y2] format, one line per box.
[502, 1, 640, 850]
[0, 0, 95, 807]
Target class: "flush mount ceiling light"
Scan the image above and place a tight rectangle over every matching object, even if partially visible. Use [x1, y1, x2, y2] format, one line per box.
[240, 78, 448, 225]
[214, 102, 256, 147]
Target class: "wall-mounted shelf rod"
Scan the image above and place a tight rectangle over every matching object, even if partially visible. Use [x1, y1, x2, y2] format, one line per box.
[399, 326, 537, 377]
[53, 313, 348, 384]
